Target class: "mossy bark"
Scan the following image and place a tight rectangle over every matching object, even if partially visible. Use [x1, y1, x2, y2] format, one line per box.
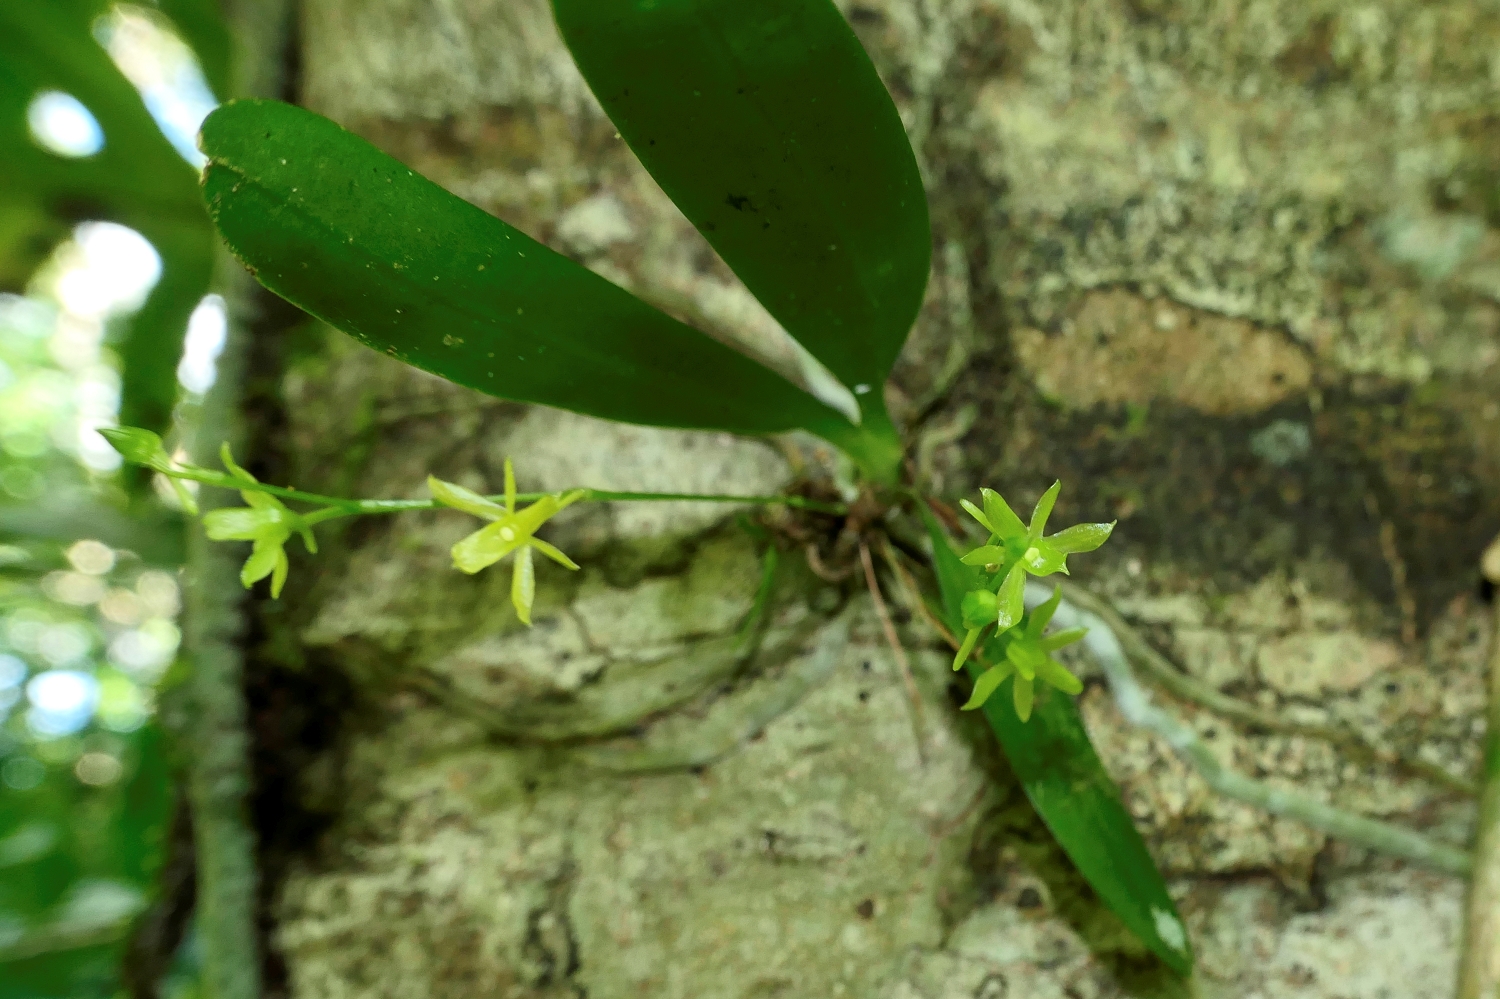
[243, 1, 1500, 996]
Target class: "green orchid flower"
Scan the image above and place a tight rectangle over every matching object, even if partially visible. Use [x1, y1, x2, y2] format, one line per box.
[428, 459, 583, 625]
[961, 588, 1088, 721]
[950, 481, 1113, 671]
[201, 444, 317, 598]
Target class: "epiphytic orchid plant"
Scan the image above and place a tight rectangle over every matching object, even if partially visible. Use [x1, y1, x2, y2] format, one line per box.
[106, 0, 1195, 976]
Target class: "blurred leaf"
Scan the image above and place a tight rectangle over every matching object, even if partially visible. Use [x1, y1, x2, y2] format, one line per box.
[199, 99, 857, 439]
[0, 502, 184, 565]
[553, 0, 930, 394]
[116, 221, 217, 435]
[922, 507, 1194, 975]
[153, 0, 233, 97]
[0, 5, 213, 436]
[0, 5, 201, 227]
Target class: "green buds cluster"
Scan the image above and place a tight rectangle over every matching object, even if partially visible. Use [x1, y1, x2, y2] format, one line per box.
[204, 445, 318, 598]
[952, 482, 1114, 720]
[428, 459, 583, 625]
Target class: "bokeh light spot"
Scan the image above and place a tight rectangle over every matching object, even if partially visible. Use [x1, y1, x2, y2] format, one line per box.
[26, 90, 105, 158]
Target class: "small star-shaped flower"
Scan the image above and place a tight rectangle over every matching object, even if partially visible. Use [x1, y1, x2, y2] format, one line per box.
[202, 445, 316, 598]
[957, 481, 1114, 634]
[960, 588, 1088, 721]
[428, 459, 582, 625]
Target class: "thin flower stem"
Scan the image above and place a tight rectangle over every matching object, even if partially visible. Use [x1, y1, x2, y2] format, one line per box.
[157, 464, 848, 516]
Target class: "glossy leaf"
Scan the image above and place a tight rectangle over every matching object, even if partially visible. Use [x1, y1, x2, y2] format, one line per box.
[552, 0, 930, 394]
[199, 99, 857, 439]
[922, 507, 1194, 975]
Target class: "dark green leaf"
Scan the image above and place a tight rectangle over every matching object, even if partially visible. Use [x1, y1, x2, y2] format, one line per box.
[552, 0, 930, 395]
[199, 99, 856, 439]
[921, 508, 1194, 975]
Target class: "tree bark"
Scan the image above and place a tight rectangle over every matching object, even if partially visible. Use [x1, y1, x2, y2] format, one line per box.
[244, 1, 1500, 996]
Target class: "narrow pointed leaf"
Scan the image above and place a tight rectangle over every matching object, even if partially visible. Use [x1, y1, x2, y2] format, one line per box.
[921, 509, 1194, 975]
[961, 663, 1013, 711]
[198, 99, 853, 438]
[1049, 521, 1117, 555]
[553, 0, 930, 391]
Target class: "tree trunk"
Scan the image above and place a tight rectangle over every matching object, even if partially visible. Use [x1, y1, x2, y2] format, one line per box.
[244, 1, 1500, 996]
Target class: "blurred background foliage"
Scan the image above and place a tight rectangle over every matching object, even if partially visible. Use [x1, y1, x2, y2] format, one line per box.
[0, 2, 232, 995]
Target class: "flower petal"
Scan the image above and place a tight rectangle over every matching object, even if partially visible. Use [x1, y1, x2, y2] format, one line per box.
[240, 538, 281, 588]
[1005, 637, 1042, 680]
[1022, 542, 1068, 576]
[962, 662, 1015, 711]
[959, 545, 1008, 567]
[952, 626, 983, 671]
[269, 547, 290, 599]
[204, 507, 275, 541]
[528, 537, 579, 570]
[980, 488, 1027, 540]
[511, 545, 535, 625]
[1047, 521, 1115, 555]
[1039, 627, 1088, 652]
[1027, 586, 1063, 638]
[506, 495, 563, 538]
[995, 563, 1026, 631]
[959, 498, 994, 535]
[297, 520, 318, 554]
[241, 489, 281, 511]
[1012, 675, 1035, 721]
[428, 475, 505, 520]
[220, 443, 257, 485]
[504, 458, 517, 514]
[450, 521, 526, 574]
[169, 477, 199, 516]
[1034, 655, 1083, 695]
[1028, 480, 1061, 541]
